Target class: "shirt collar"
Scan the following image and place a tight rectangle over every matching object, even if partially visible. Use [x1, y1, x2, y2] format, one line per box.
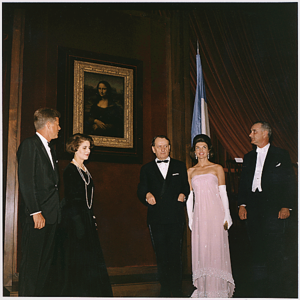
[36, 132, 50, 148]
[256, 143, 270, 153]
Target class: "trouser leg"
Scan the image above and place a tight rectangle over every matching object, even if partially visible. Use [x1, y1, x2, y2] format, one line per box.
[19, 223, 57, 296]
[149, 223, 184, 297]
[166, 222, 184, 297]
[246, 192, 288, 298]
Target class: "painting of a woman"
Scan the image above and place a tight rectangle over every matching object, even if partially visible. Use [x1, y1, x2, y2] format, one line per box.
[85, 81, 124, 138]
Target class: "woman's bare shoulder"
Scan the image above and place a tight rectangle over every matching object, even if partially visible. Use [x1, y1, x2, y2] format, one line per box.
[187, 166, 196, 175]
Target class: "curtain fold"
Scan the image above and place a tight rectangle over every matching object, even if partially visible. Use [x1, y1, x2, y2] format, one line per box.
[189, 4, 297, 163]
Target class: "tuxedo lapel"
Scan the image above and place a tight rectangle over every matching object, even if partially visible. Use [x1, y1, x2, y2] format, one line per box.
[152, 160, 165, 182]
[49, 144, 59, 179]
[165, 159, 174, 183]
[34, 135, 58, 179]
[249, 151, 257, 180]
[262, 145, 274, 175]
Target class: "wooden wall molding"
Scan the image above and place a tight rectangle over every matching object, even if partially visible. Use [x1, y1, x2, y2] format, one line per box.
[3, 9, 25, 288]
[107, 265, 157, 277]
[166, 11, 192, 276]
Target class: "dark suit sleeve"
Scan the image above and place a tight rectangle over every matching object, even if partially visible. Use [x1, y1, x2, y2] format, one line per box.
[237, 153, 251, 207]
[17, 139, 41, 215]
[279, 149, 296, 209]
[179, 162, 190, 199]
[137, 165, 149, 206]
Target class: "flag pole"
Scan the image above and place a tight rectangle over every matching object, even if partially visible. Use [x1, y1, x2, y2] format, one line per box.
[191, 39, 210, 144]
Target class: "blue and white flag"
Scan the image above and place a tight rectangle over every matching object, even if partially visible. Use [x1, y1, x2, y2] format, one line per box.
[191, 43, 210, 144]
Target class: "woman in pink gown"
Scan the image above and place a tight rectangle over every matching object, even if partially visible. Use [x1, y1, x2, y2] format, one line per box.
[187, 134, 235, 298]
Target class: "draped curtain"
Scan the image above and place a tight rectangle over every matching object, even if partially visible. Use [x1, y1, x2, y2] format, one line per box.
[189, 4, 298, 163]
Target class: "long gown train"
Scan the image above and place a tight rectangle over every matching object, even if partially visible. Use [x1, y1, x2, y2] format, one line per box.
[189, 174, 235, 298]
[60, 163, 113, 297]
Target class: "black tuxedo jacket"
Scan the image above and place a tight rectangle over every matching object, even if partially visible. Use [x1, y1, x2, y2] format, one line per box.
[137, 158, 190, 225]
[238, 145, 296, 214]
[17, 134, 60, 224]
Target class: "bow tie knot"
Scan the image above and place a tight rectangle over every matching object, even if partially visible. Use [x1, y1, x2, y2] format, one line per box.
[157, 160, 169, 164]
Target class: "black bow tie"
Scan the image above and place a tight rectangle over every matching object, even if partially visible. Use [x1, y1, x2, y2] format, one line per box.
[157, 160, 169, 163]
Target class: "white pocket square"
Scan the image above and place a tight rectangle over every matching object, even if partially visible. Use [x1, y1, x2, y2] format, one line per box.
[275, 163, 281, 167]
[172, 173, 179, 176]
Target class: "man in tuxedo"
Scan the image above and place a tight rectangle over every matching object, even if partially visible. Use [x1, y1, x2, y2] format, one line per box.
[17, 107, 61, 296]
[238, 121, 296, 298]
[137, 135, 190, 297]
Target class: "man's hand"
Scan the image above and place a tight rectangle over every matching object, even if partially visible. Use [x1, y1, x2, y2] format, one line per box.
[278, 208, 290, 219]
[238, 206, 247, 220]
[33, 213, 45, 229]
[178, 193, 185, 202]
[146, 192, 156, 205]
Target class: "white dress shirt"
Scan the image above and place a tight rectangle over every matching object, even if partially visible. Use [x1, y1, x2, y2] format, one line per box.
[155, 157, 170, 179]
[252, 143, 270, 192]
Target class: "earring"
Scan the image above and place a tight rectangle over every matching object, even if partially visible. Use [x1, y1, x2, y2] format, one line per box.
[195, 153, 197, 159]
[207, 153, 210, 159]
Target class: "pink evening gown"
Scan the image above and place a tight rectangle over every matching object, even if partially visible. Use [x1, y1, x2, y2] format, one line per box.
[190, 174, 235, 298]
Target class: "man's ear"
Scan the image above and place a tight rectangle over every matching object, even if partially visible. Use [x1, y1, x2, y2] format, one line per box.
[152, 146, 156, 154]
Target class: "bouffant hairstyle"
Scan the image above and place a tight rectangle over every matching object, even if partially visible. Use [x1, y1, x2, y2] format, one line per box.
[190, 134, 214, 161]
[66, 133, 94, 154]
[34, 108, 61, 130]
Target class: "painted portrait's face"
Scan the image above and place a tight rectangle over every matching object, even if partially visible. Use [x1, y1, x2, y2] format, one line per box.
[98, 83, 108, 98]
[195, 142, 209, 160]
[48, 117, 61, 140]
[75, 140, 91, 162]
[152, 138, 170, 160]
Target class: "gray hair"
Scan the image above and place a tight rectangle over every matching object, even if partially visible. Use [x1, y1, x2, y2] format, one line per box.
[34, 108, 61, 130]
[253, 121, 272, 138]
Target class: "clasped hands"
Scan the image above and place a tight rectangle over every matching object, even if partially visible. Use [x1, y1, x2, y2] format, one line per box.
[238, 206, 290, 220]
[146, 192, 185, 205]
[93, 119, 112, 131]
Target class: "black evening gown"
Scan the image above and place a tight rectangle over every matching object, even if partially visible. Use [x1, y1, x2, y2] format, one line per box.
[61, 163, 113, 297]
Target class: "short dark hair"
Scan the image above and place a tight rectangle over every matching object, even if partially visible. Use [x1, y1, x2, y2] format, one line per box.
[66, 133, 94, 154]
[151, 135, 171, 147]
[34, 108, 61, 130]
[253, 121, 272, 138]
[190, 134, 214, 161]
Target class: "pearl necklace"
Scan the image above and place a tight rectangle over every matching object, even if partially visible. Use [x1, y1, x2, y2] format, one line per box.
[72, 159, 93, 209]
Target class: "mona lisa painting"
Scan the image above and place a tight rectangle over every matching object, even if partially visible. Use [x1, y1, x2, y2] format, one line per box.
[84, 76, 124, 138]
[57, 47, 143, 163]
[73, 60, 133, 148]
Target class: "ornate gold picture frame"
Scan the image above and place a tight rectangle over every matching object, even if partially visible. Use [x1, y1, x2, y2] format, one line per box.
[57, 47, 143, 163]
[73, 60, 134, 148]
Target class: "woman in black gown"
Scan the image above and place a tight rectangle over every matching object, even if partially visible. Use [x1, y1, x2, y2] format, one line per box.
[61, 133, 113, 297]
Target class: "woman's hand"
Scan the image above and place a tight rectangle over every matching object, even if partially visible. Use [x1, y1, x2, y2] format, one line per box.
[93, 119, 107, 130]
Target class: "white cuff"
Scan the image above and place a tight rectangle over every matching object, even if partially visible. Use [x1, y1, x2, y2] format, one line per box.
[30, 211, 42, 216]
